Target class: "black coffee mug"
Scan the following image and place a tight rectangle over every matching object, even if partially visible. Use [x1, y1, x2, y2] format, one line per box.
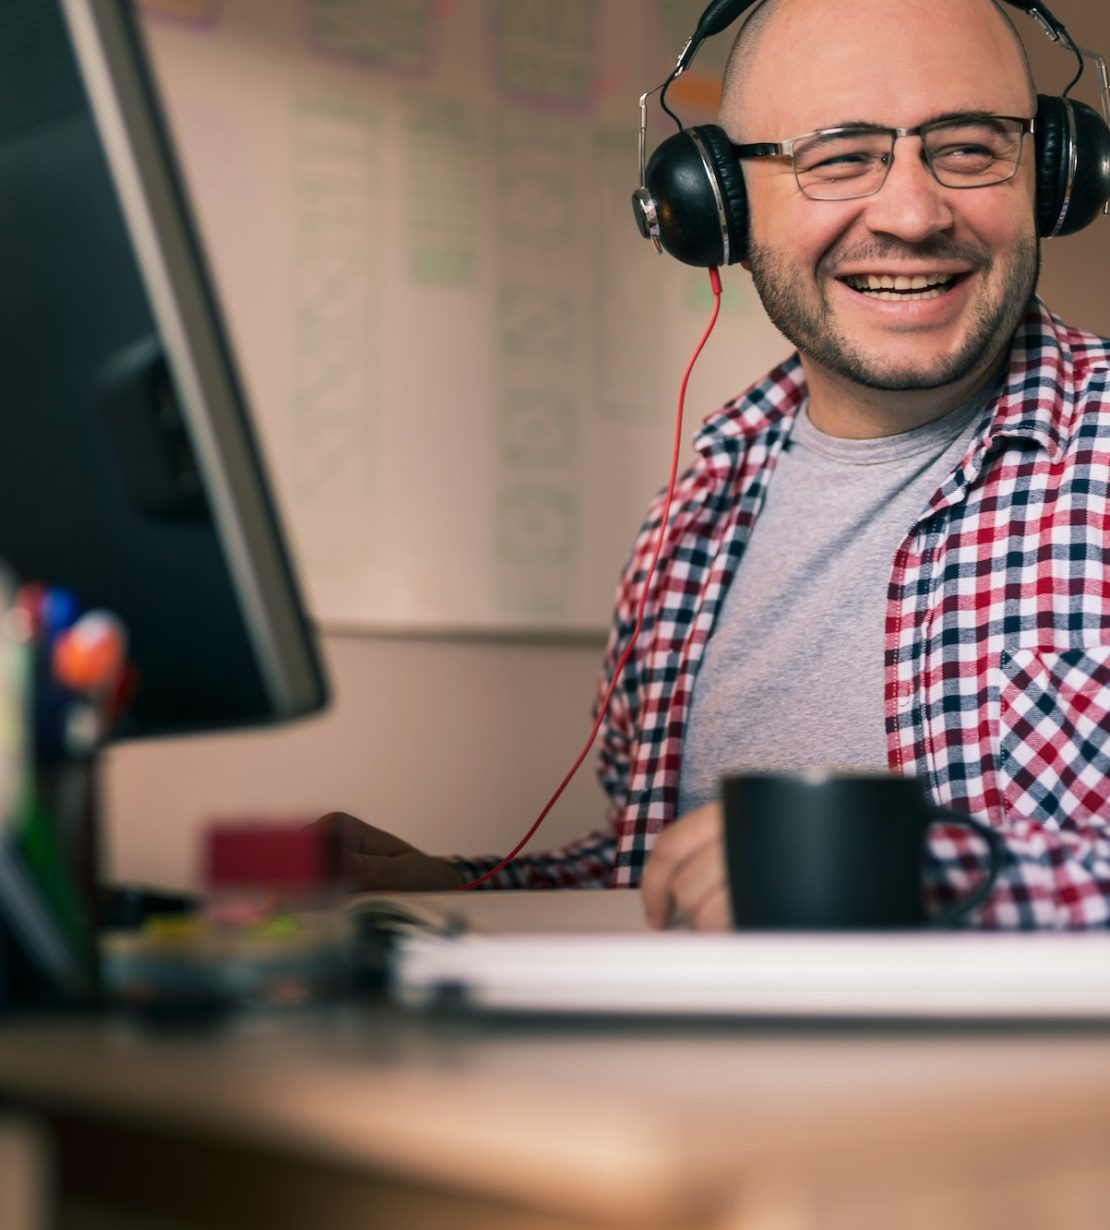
[722, 772, 1005, 930]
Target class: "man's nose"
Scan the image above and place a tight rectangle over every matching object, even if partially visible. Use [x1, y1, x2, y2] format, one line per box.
[862, 142, 955, 243]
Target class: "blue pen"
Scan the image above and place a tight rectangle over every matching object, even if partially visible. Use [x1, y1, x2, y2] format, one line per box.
[40, 587, 80, 645]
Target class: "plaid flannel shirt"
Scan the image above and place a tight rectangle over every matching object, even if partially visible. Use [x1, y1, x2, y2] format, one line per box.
[457, 299, 1110, 927]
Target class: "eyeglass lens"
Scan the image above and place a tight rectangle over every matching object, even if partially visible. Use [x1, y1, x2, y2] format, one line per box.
[793, 117, 1027, 199]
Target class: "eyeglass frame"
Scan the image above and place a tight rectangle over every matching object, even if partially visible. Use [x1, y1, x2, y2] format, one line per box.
[731, 113, 1036, 201]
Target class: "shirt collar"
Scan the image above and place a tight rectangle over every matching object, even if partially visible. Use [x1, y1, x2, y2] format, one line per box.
[976, 297, 1073, 465]
[694, 297, 1075, 465]
[693, 355, 807, 458]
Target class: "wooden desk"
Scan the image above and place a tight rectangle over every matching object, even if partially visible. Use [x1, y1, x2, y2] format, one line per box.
[2, 1008, 1110, 1229]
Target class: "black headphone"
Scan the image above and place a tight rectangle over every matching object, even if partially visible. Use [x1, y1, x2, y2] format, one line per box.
[632, 0, 1110, 265]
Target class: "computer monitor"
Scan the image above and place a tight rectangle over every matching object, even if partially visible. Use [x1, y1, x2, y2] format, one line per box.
[0, 0, 328, 736]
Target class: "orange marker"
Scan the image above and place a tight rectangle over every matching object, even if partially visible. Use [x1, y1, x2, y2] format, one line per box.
[52, 612, 127, 694]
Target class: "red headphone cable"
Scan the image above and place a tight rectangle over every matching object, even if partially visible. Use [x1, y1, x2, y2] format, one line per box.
[458, 265, 724, 890]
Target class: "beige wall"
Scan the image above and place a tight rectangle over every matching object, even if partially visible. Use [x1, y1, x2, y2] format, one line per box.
[104, 0, 1110, 891]
[103, 635, 606, 889]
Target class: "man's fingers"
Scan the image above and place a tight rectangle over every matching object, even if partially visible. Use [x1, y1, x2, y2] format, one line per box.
[670, 839, 728, 930]
[640, 837, 681, 929]
[342, 849, 411, 892]
[310, 812, 468, 891]
[654, 804, 722, 866]
[342, 849, 467, 893]
[313, 812, 415, 857]
[642, 803, 724, 929]
[641, 871, 674, 930]
[689, 887, 731, 932]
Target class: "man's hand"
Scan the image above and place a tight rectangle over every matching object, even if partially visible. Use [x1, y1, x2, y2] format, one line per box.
[641, 803, 731, 931]
[313, 812, 467, 892]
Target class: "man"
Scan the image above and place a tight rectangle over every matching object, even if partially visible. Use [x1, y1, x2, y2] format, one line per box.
[324, 0, 1110, 930]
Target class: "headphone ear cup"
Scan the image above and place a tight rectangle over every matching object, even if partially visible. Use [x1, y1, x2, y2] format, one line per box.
[637, 123, 749, 266]
[1035, 93, 1110, 237]
[695, 124, 752, 263]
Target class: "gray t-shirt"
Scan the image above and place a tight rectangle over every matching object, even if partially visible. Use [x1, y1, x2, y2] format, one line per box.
[675, 389, 992, 816]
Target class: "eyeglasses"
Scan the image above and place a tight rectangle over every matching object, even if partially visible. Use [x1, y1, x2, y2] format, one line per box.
[732, 114, 1034, 201]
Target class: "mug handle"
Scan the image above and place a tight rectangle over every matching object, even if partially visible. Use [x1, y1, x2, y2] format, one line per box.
[926, 809, 1007, 927]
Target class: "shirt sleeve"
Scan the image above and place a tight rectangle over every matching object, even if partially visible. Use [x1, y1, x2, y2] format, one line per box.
[448, 828, 617, 890]
[926, 816, 1110, 928]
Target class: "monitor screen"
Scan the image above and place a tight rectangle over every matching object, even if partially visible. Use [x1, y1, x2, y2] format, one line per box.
[0, 0, 328, 737]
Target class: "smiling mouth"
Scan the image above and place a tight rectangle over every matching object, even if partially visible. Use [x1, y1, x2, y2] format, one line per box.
[840, 272, 965, 301]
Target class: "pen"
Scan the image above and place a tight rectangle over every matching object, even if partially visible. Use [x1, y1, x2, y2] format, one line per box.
[33, 585, 80, 764]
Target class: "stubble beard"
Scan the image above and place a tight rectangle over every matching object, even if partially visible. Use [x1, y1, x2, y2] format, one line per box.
[747, 234, 1041, 392]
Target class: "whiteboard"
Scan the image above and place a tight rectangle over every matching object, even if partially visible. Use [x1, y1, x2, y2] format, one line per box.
[135, 0, 789, 634]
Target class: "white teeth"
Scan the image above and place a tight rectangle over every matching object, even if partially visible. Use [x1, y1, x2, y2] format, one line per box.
[844, 272, 958, 298]
[869, 288, 945, 301]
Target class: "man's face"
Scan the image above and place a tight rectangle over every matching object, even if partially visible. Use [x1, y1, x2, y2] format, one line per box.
[723, 0, 1039, 396]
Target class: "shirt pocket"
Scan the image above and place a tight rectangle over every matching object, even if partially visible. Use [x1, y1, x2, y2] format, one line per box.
[997, 644, 1110, 827]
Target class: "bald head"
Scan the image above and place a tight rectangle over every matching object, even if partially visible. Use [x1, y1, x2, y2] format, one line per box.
[719, 0, 1036, 140]
[720, 0, 780, 114]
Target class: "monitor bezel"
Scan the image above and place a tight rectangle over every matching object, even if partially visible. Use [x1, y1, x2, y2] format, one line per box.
[59, 0, 327, 725]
